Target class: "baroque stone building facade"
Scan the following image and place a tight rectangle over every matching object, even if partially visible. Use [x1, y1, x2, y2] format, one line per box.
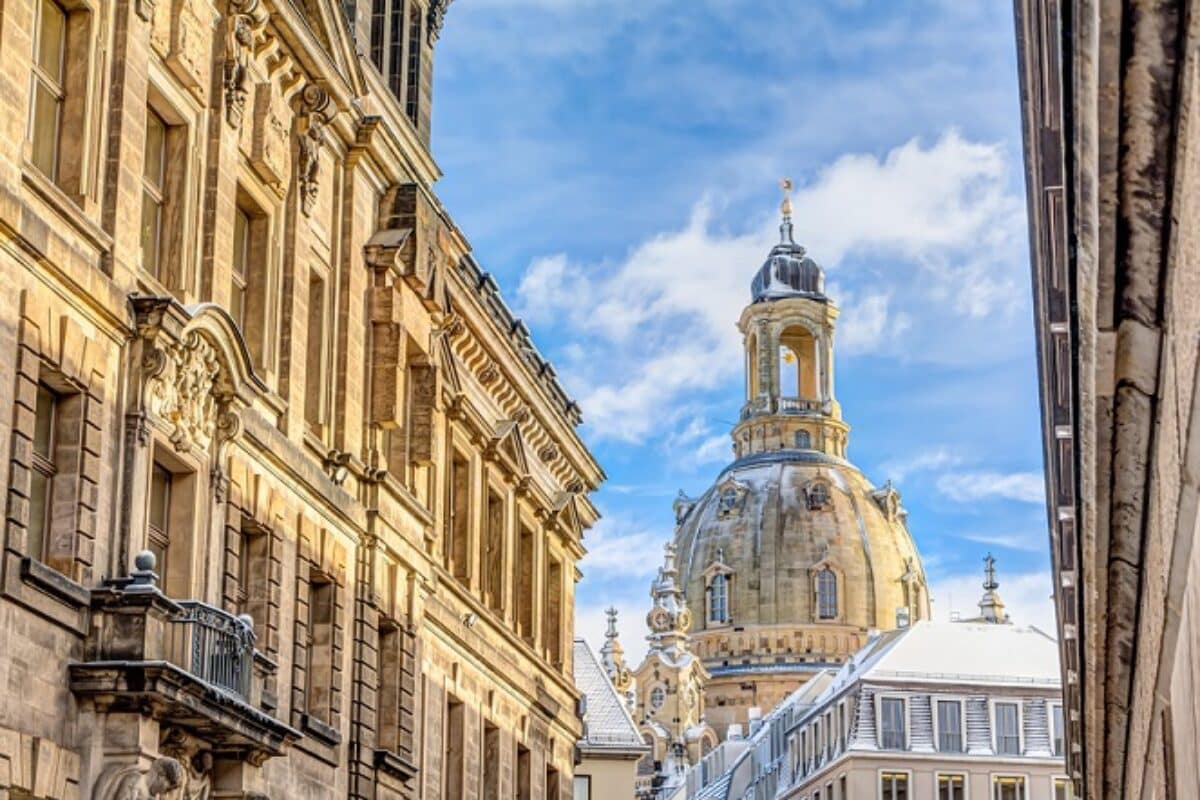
[0, 0, 605, 798]
[1016, 0, 1200, 797]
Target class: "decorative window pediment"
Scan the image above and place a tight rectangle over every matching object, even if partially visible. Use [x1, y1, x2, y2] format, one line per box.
[805, 479, 832, 511]
[871, 480, 905, 523]
[714, 478, 749, 519]
[133, 298, 264, 457]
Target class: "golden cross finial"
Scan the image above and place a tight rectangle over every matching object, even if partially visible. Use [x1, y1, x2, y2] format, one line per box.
[779, 177, 794, 218]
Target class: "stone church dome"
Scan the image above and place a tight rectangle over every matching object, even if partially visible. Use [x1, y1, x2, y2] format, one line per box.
[662, 187, 931, 739]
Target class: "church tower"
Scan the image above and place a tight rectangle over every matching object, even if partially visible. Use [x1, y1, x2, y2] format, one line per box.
[666, 184, 931, 740]
[734, 182, 848, 460]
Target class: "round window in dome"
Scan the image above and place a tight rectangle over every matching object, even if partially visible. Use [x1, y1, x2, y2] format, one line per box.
[649, 686, 666, 711]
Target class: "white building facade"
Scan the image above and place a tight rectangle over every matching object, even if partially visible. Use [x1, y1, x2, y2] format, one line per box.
[681, 620, 1072, 800]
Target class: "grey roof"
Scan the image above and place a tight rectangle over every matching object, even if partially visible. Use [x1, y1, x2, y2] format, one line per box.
[572, 639, 648, 754]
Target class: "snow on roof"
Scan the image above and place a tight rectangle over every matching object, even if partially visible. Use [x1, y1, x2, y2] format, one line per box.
[819, 621, 1061, 704]
[573, 639, 648, 753]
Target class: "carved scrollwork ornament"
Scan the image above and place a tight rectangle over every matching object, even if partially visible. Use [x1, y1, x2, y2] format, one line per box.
[223, 0, 267, 128]
[94, 756, 185, 800]
[297, 84, 333, 216]
[477, 361, 500, 386]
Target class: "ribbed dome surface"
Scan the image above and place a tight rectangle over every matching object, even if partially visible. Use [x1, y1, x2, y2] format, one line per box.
[673, 450, 928, 641]
[750, 239, 826, 302]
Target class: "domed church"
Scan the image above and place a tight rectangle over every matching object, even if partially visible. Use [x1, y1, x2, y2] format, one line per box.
[611, 188, 932, 762]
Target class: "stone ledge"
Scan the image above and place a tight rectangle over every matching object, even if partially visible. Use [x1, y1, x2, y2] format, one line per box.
[373, 748, 418, 780]
[69, 660, 302, 764]
[21, 556, 91, 608]
[299, 713, 342, 747]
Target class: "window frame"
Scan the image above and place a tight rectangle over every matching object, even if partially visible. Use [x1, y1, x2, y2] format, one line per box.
[28, 383, 61, 562]
[936, 772, 967, 800]
[815, 567, 838, 619]
[991, 699, 1023, 756]
[28, 0, 68, 182]
[709, 571, 729, 624]
[1051, 776, 1073, 800]
[140, 107, 169, 279]
[1048, 701, 1065, 757]
[933, 696, 967, 753]
[876, 694, 908, 751]
[990, 773, 1029, 800]
[878, 769, 911, 800]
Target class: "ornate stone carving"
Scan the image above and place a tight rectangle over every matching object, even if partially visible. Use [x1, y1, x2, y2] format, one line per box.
[223, 0, 268, 128]
[477, 361, 499, 386]
[297, 85, 332, 217]
[94, 757, 185, 800]
[715, 478, 748, 519]
[251, 84, 290, 193]
[144, 331, 235, 454]
[537, 443, 558, 463]
[427, 0, 452, 42]
[160, 730, 214, 800]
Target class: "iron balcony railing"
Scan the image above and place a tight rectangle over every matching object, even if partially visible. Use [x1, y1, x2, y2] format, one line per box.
[175, 600, 256, 699]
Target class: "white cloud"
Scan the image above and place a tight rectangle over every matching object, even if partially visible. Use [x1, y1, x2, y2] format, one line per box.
[579, 515, 669, 580]
[515, 130, 1028, 445]
[929, 569, 1057, 634]
[936, 471, 1046, 504]
[880, 447, 964, 482]
[959, 531, 1048, 554]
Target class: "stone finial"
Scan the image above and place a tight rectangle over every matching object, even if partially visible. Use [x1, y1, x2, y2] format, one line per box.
[779, 177, 795, 243]
[129, 549, 160, 590]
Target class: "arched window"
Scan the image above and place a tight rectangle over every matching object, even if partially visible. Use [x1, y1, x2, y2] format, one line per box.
[816, 568, 837, 619]
[710, 573, 729, 624]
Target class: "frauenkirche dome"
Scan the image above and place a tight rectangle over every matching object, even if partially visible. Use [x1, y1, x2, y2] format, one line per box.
[668, 187, 931, 738]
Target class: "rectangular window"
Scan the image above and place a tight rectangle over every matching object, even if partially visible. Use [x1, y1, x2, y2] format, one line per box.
[484, 721, 501, 797]
[377, 620, 402, 751]
[516, 523, 534, 643]
[387, 0, 406, 97]
[482, 486, 504, 611]
[307, 572, 335, 721]
[937, 774, 966, 800]
[147, 463, 172, 577]
[29, 0, 67, 180]
[230, 207, 250, 329]
[573, 775, 591, 800]
[304, 269, 328, 433]
[880, 772, 908, 800]
[546, 763, 560, 800]
[446, 451, 470, 579]
[839, 776, 846, 800]
[995, 702, 1021, 755]
[237, 523, 270, 624]
[936, 700, 963, 752]
[879, 698, 906, 750]
[1053, 778, 1072, 800]
[141, 109, 168, 278]
[28, 384, 60, 562]
[1051, 703, 1064, 756]
[545, 555, 563, 667]
[369, 0, 387, 70]
[404, 2, 421, 123]
[516, 743, 531, 800]
[443, 694, 463, 797]
[993, 776, 1026, 800]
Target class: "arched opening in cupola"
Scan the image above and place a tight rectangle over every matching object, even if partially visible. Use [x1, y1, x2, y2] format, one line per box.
[746, 331, 760, 398]
[778, 325, 818, 400]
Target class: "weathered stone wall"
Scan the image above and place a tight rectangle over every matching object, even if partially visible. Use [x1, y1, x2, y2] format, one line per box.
[0, 0, 602, 798]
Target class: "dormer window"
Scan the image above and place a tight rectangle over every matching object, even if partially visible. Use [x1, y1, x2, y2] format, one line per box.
[806, 481, 831, 511]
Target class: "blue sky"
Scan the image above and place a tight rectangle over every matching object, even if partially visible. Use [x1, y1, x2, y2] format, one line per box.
[432, 0, 1052, 663]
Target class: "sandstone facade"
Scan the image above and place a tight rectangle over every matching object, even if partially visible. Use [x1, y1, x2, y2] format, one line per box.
[0, 0, 603, 798]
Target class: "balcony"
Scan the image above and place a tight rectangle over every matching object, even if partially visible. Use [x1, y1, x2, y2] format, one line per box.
[69, 552, 300, 763]
[740, 396, 828, 420]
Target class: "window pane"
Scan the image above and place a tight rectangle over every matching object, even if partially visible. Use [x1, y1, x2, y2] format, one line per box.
[881, 698, 905, 749]
[1052, 704, 1064, 756]
[149, 464, 171, 533]
[28, 470, 49, 560]
[144, 111, 166, 187]
[996, 703, 1020, 754]
[33, 384, 56, 458]
[938, 774, 965, 800]
[141, 190, 162, 277]
[36, 0, 66, 82]
[573, 776, 590, 800]
[233, 208, 249, 279]
[30, 80, 61, 178]
[937, 700, 962, 751]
